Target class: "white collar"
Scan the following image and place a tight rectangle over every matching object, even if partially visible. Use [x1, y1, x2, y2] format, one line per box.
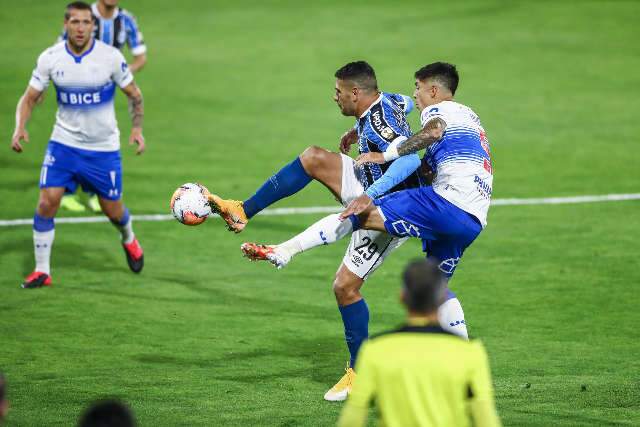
[92, 2, 119, 19]
[359, 93, 384, 118]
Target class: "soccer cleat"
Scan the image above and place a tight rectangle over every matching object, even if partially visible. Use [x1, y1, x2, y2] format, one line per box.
[60, 194, 87, 212]
[207, 194, 248, 233]
[241, 242, 291, 269]
[87, 195, 102, 213]
[122, 238, 144, 273]
[21, 271, 52, 289]
[324, 367, 356, 402]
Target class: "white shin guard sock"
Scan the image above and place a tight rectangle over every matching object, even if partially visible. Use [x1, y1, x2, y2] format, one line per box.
[116, 217, 135, 244]
[438, 297, 468, 339]
[33, 229, 55, 275]
[279, 213, 354, 257]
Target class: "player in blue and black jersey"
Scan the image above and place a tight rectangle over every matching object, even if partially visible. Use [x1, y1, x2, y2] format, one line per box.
[208, 61, 469, 401]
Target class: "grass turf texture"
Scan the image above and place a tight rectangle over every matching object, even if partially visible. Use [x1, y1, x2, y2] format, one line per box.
[1, 0, 639, 425]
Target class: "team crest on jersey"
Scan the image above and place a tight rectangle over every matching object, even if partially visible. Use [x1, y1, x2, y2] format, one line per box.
[381, 127, 394, 140]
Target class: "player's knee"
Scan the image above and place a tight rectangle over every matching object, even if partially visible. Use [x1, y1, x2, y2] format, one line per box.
[333, 275, 362, 304]
[37, 195, 59, 216]
[102, 202, 124, 222]
[300, 145, 328, 175]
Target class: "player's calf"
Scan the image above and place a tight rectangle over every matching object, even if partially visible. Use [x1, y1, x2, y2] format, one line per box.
[102, 200, 144, 273]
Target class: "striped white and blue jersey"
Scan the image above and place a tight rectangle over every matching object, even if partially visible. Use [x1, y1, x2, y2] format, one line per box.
[421, 101, 493, 227]
[29, 40, 134, 151]
[60, 3, 146, 56]
[356, 93, 423, 193]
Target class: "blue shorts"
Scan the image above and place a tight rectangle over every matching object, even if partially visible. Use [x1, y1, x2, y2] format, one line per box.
[39, 141, 122, 200]
[373, 186, 482, 278]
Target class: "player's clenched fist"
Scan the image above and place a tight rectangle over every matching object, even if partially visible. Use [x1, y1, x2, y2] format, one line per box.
[11, 128, 29, 153]
[339, 128, 357, 154]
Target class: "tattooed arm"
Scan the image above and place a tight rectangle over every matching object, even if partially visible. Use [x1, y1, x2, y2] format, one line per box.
[391, 116, 446, 159]
[354, 117, 446, 167]
[121, 82, 145, 154]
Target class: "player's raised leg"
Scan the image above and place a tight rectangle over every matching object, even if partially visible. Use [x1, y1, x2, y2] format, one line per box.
[241, 202, 386, 268]
[210, 146, 344, 233]
[23, 187, 65, 289]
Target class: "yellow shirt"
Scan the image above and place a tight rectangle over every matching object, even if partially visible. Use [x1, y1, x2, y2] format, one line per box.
[337, 324, 501, 427]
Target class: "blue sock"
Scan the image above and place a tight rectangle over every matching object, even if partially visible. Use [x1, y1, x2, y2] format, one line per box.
[110, 207, 130, 226]
[339, 299, 369, 369]
[243, 157, 312, 218]
[33, 213, 55, 232]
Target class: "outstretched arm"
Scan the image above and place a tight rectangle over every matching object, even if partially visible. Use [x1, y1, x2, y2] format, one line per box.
[386, 116, 446, 160]
[353, 116, 446, 166]
[11, 86, 43, 153]
[121, 81, 145, 154]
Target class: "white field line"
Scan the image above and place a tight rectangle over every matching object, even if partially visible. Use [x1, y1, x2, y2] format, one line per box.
[0, 193, 639, 227]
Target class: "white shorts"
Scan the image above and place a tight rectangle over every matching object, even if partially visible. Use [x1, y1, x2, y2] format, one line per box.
[339, 154, 407, 280]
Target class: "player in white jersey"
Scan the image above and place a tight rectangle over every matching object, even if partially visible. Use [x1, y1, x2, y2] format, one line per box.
[244, 62, 491, 348]
[59, 0, 148, 213]
[10, 1, 146, 289]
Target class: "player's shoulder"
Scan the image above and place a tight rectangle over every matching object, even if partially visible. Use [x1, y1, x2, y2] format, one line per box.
[369, 324, 462, 343]
[119, 7, 141, 24]
[94, 39, 125, 58]
[36, 41, 66, 65]
[421, 100, 478, 122]
[382, 92, 404, 105]
[41, 41, 66, 57]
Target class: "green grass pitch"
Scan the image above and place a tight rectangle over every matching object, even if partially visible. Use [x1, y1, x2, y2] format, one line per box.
[1, 0, 639, 425]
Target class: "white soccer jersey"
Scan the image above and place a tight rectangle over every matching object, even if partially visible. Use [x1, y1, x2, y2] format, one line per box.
[421, 101, 493, 227]
[29, 40, 134, 151]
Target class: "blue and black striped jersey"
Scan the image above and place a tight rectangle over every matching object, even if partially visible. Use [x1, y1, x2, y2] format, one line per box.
[356, 93, 423, 193]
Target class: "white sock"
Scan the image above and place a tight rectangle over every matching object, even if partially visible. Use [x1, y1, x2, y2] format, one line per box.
[278, 214, 354, 257]
[438, 297, 468, 339]
[33, 229, 55, 275]
[114, 216, 135, 244]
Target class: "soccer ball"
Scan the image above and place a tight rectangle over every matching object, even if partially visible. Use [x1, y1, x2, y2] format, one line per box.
[170, 183, 212, 226]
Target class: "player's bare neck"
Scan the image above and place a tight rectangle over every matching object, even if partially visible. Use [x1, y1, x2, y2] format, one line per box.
[407, 312, 439, 325]
[67, 39, 92, 55]
[97, 2, 116, 19]
[355, 91, 381, 117]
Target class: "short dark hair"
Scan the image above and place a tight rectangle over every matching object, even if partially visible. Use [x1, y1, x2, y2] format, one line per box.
[78, 399, 136, 427]
[402, 259, 446, 313]
[334, 61, 378, 92]
[414, 62, 459, 95]
[65, 1, 92, 20]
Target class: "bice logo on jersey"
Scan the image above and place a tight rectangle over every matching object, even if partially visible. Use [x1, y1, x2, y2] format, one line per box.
[56, 82, 115, 108]
[59, 91, 102, 105]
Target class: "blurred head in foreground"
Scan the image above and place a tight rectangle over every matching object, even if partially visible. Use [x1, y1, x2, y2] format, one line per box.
[0, 373, 8, 423]
[401, 258, 447, 318]
[78, 399, 136, 427]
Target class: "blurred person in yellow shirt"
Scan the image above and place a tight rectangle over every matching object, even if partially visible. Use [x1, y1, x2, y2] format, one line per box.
[337, 259, 501, 427]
